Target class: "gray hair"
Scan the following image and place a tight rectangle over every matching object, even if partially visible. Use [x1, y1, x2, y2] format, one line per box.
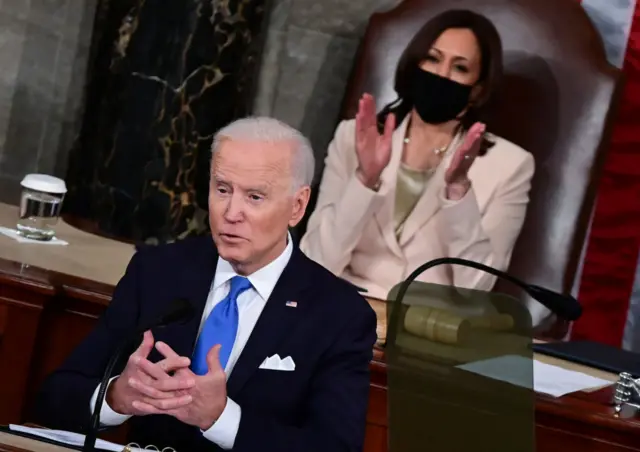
[211, 116, 315, 190]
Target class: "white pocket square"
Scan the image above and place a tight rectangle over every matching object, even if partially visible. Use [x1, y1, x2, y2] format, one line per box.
[259, 354, 296, 371]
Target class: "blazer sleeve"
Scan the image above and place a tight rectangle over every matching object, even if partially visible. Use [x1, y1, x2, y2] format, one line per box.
[233, 296, 377, 452]
[300, 120, 389, 274]
[33, 252, 142, 432]
[438, 152, 535, 290]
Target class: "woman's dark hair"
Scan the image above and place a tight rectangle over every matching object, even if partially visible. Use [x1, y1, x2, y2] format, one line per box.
[377, 9, 503, 153]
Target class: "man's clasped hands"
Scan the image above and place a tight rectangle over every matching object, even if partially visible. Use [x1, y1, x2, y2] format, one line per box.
[106, 331, 226, 430]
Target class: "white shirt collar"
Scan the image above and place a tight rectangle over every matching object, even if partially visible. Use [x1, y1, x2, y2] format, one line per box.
[213, 233, 293, 301]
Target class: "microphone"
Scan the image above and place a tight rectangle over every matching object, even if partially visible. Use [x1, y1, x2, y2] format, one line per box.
[83, 298, 195, 452]
[386, 257, 582, 345]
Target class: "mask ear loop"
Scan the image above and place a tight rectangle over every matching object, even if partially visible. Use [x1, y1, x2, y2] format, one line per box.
[376, 97, 404, 130]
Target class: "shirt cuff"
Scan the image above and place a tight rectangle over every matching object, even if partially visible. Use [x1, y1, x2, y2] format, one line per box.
[89, 376, 133, 426]
[202, 397, 241, 450]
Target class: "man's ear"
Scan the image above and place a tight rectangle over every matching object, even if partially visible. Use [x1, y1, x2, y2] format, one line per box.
[289, 185, 311, 228]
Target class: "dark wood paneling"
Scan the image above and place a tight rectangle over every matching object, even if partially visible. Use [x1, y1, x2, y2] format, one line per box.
[0, 261, 53, 425]
[0, 306, 7, 338]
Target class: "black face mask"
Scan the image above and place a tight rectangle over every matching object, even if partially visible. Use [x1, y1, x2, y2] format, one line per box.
[411, 67, 473, 124]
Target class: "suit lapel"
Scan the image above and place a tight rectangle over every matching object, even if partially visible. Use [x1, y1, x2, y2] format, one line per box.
[155, 236, 218, 360]
[397, 131, 463, 246]
[374, 116, 409, 258]
[227, 248, 310, 398]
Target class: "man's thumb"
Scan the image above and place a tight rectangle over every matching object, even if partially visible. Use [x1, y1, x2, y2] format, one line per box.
[207, 344, 222, 372]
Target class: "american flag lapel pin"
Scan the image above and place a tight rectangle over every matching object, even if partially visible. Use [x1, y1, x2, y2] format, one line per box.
[285, 300, 298, 308]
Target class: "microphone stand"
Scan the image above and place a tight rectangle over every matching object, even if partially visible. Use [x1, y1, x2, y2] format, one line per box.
[385, 257, 582, 347]
[83, 338, 132, 452]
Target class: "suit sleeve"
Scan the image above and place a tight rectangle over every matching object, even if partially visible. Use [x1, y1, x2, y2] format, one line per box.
[300, 120, 389, 275]
[438, 153, 535, 290]
[232, 297, 377, 452]
[33, 252, 142, 432]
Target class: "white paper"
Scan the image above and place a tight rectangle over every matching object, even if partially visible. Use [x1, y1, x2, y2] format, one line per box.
[532, 360, 612, 397]
[0, 226, 68, 245]
[8, 424, 142, 451]
[457, 355, 612, 397]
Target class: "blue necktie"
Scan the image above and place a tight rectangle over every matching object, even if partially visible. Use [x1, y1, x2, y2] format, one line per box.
[192, 276, 252, 375]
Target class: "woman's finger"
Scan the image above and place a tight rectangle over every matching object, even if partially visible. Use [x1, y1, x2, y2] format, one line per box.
[382, 113, 396, 145]
[363, 94, 376, 129]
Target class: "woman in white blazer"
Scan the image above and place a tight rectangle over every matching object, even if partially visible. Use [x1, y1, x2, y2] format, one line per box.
[300, 10, 535, 301]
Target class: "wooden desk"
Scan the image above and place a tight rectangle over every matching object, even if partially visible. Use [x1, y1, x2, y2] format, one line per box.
[0, 203, 132, 424]
[0, 202, 639, 450]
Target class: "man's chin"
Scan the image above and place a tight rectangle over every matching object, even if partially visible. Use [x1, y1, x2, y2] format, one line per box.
[217, 245, 249, 265]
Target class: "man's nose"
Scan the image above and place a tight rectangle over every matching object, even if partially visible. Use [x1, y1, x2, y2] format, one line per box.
[223, 194, 244, 222]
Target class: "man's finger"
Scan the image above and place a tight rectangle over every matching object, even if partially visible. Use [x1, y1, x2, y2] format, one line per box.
[133, 394, 193, 411]
[156, 356, 191, 374]
[155, 341, 184, 361]
[136, 358, 173, 381]
[133, 331, 154, 359]
[131, 401, 184, 419]
[134, 375, 195, 393]
[131, 400, 162, 415]
[129, 377, 194, 399]
[129, 379, 175, 399]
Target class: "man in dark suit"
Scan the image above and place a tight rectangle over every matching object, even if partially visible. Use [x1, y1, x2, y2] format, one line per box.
[35, 117, 377, 451]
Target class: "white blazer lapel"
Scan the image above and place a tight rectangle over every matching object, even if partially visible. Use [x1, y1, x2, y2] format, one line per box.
[373, 115, 409, 258]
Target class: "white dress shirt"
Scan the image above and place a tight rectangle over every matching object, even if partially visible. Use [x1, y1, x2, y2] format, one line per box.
[90, 235, 293, 450]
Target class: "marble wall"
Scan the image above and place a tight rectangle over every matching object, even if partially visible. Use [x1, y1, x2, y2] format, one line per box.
[253, 0, 400, 181]
[62, 0, 271, 243]
[0, 0, 98, 204]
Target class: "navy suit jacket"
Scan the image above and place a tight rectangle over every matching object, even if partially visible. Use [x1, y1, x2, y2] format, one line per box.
[35, 235, 377, 451]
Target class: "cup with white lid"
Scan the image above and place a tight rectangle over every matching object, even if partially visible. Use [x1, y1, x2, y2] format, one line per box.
[16, 174, 67, 241]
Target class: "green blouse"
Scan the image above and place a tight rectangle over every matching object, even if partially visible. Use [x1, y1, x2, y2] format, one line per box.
[394, 162, 435, 238]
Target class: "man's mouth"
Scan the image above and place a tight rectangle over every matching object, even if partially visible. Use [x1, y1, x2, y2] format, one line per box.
[219, 233, 245, 243]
